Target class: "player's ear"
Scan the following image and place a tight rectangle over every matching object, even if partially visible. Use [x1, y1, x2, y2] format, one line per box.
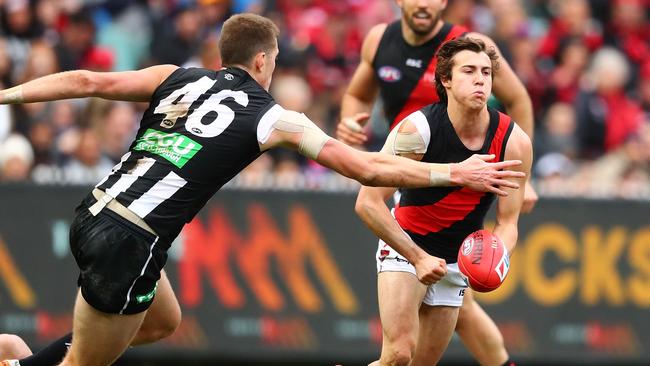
[254, 52, 266, 72]
[441, 76, 451, 89]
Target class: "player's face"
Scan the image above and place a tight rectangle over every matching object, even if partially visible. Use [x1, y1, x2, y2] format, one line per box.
[260, 44, 279, 91]
[446, 50, 493, 110]
[398, 0, 447, 36]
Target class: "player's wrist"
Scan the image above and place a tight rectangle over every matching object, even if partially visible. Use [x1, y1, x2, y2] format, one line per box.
[429, 163, 453, 187]
[0, 86, 23, 104]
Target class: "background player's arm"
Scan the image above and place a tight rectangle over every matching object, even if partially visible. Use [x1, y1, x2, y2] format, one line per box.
[0, 65, 178, 104]
[492, 125, 532, 254]
[355, 120, 446, 284]
[336, 24, 386, 145]
[260, 111, 525, 191]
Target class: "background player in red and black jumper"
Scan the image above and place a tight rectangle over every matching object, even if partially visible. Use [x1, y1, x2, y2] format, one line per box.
[356, 37, 532, 366]
[0, 13, 525, 366]
[337, 1, 535, 365]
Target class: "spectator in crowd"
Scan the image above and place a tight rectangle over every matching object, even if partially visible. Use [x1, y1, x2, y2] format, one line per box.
[0, 0, 647, 196]
[535, 102, 578, 163]
[149, 4, 203, 66]
[537, 0, 602, 64]
[0, 133, 33, 181]
[62, 127, 113, 184]
[576, 47, 643, 159]
[54, 9, 98, 71]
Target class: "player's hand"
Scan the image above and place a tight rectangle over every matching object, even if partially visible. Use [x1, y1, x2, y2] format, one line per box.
[451, 154, 525, 196]
[414, 255, 447, 286]
[336, 112, 370, 146]
[521, 180, 538, 213]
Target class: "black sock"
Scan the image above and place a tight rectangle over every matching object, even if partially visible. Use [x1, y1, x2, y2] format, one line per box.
[19, 333, 128, 366]
[501, 359, 516, 366]
[18, 333, 72, 366]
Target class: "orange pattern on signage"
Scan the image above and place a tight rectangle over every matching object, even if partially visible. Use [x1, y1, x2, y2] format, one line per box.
[180, 204, 359, 314]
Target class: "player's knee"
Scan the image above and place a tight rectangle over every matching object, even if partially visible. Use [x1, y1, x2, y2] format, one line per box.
[0, 334, 31, 359]
[161, 304, 182, 338]
[382, 341, 416, 366]
[383, 348, 413, 366]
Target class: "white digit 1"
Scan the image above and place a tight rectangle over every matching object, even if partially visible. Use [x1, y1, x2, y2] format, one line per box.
[185, 89, 249, 138]
[153, 76, 215, 128]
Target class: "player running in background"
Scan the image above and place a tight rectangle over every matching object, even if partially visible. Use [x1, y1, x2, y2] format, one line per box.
[337, 1, 536, 365]
[355, 37, 531, 366]
[0, 13, 525, 366]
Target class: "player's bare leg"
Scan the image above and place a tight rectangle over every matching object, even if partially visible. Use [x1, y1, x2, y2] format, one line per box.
[411, 304, 459, 366]
[455, 289, 509, 366]
[131, 270, 181, 345]
[0, 334, 32, 359]
[57, 291, 146, 366]
[375, 272, 427, 366]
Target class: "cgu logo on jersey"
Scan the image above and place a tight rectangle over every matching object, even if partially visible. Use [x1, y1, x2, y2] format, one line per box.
[134, 128, 203, 168]
[378, 66, 402, 82]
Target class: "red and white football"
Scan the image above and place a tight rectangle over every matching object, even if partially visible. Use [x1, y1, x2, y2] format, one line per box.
[457, 229, 509, 292]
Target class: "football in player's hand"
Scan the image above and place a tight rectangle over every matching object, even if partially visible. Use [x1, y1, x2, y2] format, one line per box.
[457, 230, 509, 292]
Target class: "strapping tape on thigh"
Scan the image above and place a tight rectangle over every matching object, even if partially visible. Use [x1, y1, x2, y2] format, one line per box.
[89, 191, 114, 216]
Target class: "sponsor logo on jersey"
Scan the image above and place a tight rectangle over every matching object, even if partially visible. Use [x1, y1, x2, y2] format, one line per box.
[225, 73, 234, 80]
[378, 66, 401, 82]
[134, 128, 203, 168]
[406, 58, 422, 68]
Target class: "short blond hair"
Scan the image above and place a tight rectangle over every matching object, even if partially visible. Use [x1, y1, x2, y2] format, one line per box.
[219, 13, 280, 68]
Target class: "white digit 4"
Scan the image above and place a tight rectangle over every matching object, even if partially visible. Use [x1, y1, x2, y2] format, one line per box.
[153, 76, 215, 128]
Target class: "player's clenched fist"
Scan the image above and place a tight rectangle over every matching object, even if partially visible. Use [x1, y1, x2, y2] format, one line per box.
[414, 255, 447, 286]
[336, 112, 370, 146]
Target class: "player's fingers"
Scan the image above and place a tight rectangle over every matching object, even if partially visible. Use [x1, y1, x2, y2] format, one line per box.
[496, 170, 526, 178]
[336, 125, 366, 145]
[487, 185, 509, 197]
[348, 131, 367, 144]
[493, 179, 519, 189]
[492, 159, 523, 169]
[343, 118, 364, 132]
[474, 154, 496, 162]
[354, 112, 371, 123]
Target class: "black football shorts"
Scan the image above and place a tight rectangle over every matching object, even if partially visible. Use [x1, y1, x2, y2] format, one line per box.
[69, 204, 167, 315]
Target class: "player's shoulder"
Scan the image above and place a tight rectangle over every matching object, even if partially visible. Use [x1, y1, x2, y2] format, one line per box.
[420, 102, 446, 120]
[362, 23, 390, 62]
[504, 121, 532, 159]
[366, 23, 389, 43]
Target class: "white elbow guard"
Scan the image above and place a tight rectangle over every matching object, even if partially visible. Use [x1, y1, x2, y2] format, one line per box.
[274, 110, 331, 159]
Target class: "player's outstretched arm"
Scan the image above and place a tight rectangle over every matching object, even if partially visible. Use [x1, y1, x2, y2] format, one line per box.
[0, 65, 178, 104]
[492, 125, 532, 254]
[260, 110, 525, 191]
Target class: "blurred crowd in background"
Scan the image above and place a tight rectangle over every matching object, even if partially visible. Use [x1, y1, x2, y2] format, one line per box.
[0, 0, 649, 198]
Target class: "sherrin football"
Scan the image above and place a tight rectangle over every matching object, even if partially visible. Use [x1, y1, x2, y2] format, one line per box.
[457, 230, 510, 292]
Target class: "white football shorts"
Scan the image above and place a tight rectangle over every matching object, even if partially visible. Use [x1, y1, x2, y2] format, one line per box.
[376, 239, 468, 307]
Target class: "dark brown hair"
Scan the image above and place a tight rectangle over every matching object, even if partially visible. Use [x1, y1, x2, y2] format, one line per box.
[219, 13, 280, 68]
[434, 37, 500, 103]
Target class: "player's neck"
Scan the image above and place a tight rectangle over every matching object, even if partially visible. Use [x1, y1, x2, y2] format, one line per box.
[447, 100, 489, 144]
[401, 20, 445, 46]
